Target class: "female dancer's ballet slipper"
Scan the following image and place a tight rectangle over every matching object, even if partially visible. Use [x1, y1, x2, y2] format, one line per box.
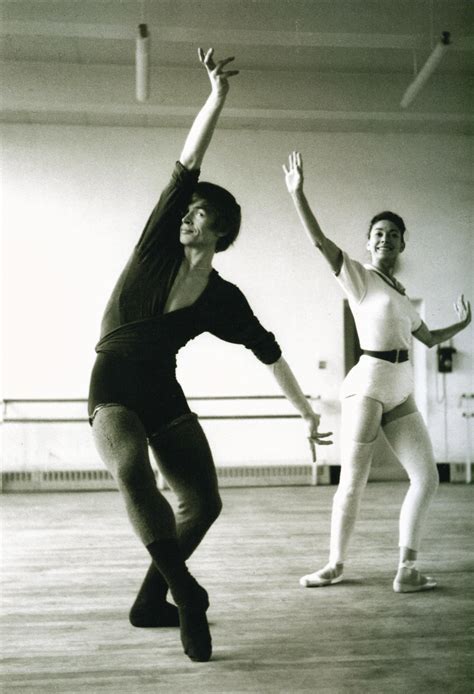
[299, 563, 344, 587]
[393, 566, 436, 593]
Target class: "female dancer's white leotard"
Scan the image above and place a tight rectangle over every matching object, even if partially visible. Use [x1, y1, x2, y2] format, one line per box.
[336, 252, 423, 412]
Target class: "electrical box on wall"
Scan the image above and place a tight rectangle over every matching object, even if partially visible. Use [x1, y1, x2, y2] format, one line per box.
[437, 346, 457, 373]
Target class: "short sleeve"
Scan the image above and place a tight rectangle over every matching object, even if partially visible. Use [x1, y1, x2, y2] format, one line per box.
[407, 300, 423, 333]
[209, 283, 282, 364]
[334, 252, 368, 303]
[135, 162, 200, 260]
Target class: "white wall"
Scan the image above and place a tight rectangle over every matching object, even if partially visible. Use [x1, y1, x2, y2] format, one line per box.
[2, 123, 473, 467]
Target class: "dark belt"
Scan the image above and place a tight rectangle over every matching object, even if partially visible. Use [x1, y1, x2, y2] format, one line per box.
[362, 349, 409, 364]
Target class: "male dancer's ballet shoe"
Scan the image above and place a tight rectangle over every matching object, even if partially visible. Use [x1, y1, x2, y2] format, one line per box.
[299, 563, 344, 587]
[129, 562, 180, 627]
[392, 566, 437, 593]
[177, 584, 212, 662]
[129, 599, 180, 628]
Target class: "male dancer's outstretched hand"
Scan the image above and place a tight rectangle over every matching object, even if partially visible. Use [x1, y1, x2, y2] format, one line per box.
[303, 412, 333, 463]
[268, 356, 332, 464]
[198, 47, 239, 97]
[179, 48, 238, 170]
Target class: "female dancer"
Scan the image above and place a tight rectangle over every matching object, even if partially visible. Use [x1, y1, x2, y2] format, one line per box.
[283, 151, 471, 593]
[88, 55, 330, 663]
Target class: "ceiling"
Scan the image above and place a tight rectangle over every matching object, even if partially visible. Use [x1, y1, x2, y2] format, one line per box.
[1, 0, 473, 133]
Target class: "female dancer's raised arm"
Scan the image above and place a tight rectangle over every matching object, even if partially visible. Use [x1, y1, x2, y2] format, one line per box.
[283, 151, 342, 272]
[413, 295, 471, 348]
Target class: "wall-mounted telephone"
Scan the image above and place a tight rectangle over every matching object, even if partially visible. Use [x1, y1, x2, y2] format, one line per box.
[437, 345, 457, 373]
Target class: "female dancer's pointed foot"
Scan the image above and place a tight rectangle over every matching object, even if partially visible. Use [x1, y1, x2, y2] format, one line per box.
[299, 562, 344, 587]
[393, 566, 437, 593]
[129, 599, 180, 627]
[178, 584, 212, 662]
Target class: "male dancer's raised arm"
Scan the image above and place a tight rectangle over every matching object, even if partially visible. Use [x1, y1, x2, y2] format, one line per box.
[180, 48, 238, 170]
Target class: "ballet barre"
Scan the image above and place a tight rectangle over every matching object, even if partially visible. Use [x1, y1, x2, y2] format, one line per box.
[0, 394, 326, 485]
[2, 395, 320, 423]
[2, 396, 324, 488]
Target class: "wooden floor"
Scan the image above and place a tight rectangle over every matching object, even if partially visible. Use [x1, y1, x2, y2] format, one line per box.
[1, 483, 473, 694]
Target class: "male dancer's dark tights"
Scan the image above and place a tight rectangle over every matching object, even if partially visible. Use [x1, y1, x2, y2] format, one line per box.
[92, 406, 222, 661]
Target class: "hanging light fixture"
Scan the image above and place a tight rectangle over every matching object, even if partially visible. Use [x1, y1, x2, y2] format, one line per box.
[400, 31, 451, 108]
[136, 23, 150, 102]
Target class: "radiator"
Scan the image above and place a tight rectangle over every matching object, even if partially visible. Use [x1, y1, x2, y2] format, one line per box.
[1, 463, 331, 492]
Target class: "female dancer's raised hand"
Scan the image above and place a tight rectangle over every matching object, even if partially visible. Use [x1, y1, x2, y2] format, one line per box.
[282, 151, 304, 195]
[198, 47, 239, 97]
[453, 294, 471, 327]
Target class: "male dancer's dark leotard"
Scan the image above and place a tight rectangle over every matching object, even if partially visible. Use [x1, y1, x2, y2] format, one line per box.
[88, 162, 281, 436]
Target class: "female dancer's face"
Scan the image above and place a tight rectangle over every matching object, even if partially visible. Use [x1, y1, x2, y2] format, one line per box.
[366, 219, 405, 267]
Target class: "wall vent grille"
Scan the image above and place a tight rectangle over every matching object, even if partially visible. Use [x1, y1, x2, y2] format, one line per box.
[1, 464, 330, 492]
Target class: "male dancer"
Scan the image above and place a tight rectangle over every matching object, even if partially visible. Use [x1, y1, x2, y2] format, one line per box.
[89, 51, 331, 662]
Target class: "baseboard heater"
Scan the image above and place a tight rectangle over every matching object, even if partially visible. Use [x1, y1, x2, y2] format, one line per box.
[2, 463, 469, 492]
[1, 463, 331, 492]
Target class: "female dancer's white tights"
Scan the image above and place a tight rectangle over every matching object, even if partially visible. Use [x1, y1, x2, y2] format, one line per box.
[329, 396, 439, 565]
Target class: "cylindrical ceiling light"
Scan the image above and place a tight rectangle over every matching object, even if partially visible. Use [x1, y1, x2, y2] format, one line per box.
[400, 31, 451, 108]
[136, 23, 150, 102]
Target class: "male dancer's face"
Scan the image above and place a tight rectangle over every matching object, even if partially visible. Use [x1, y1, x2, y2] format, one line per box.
[180, 195, 222, 250]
